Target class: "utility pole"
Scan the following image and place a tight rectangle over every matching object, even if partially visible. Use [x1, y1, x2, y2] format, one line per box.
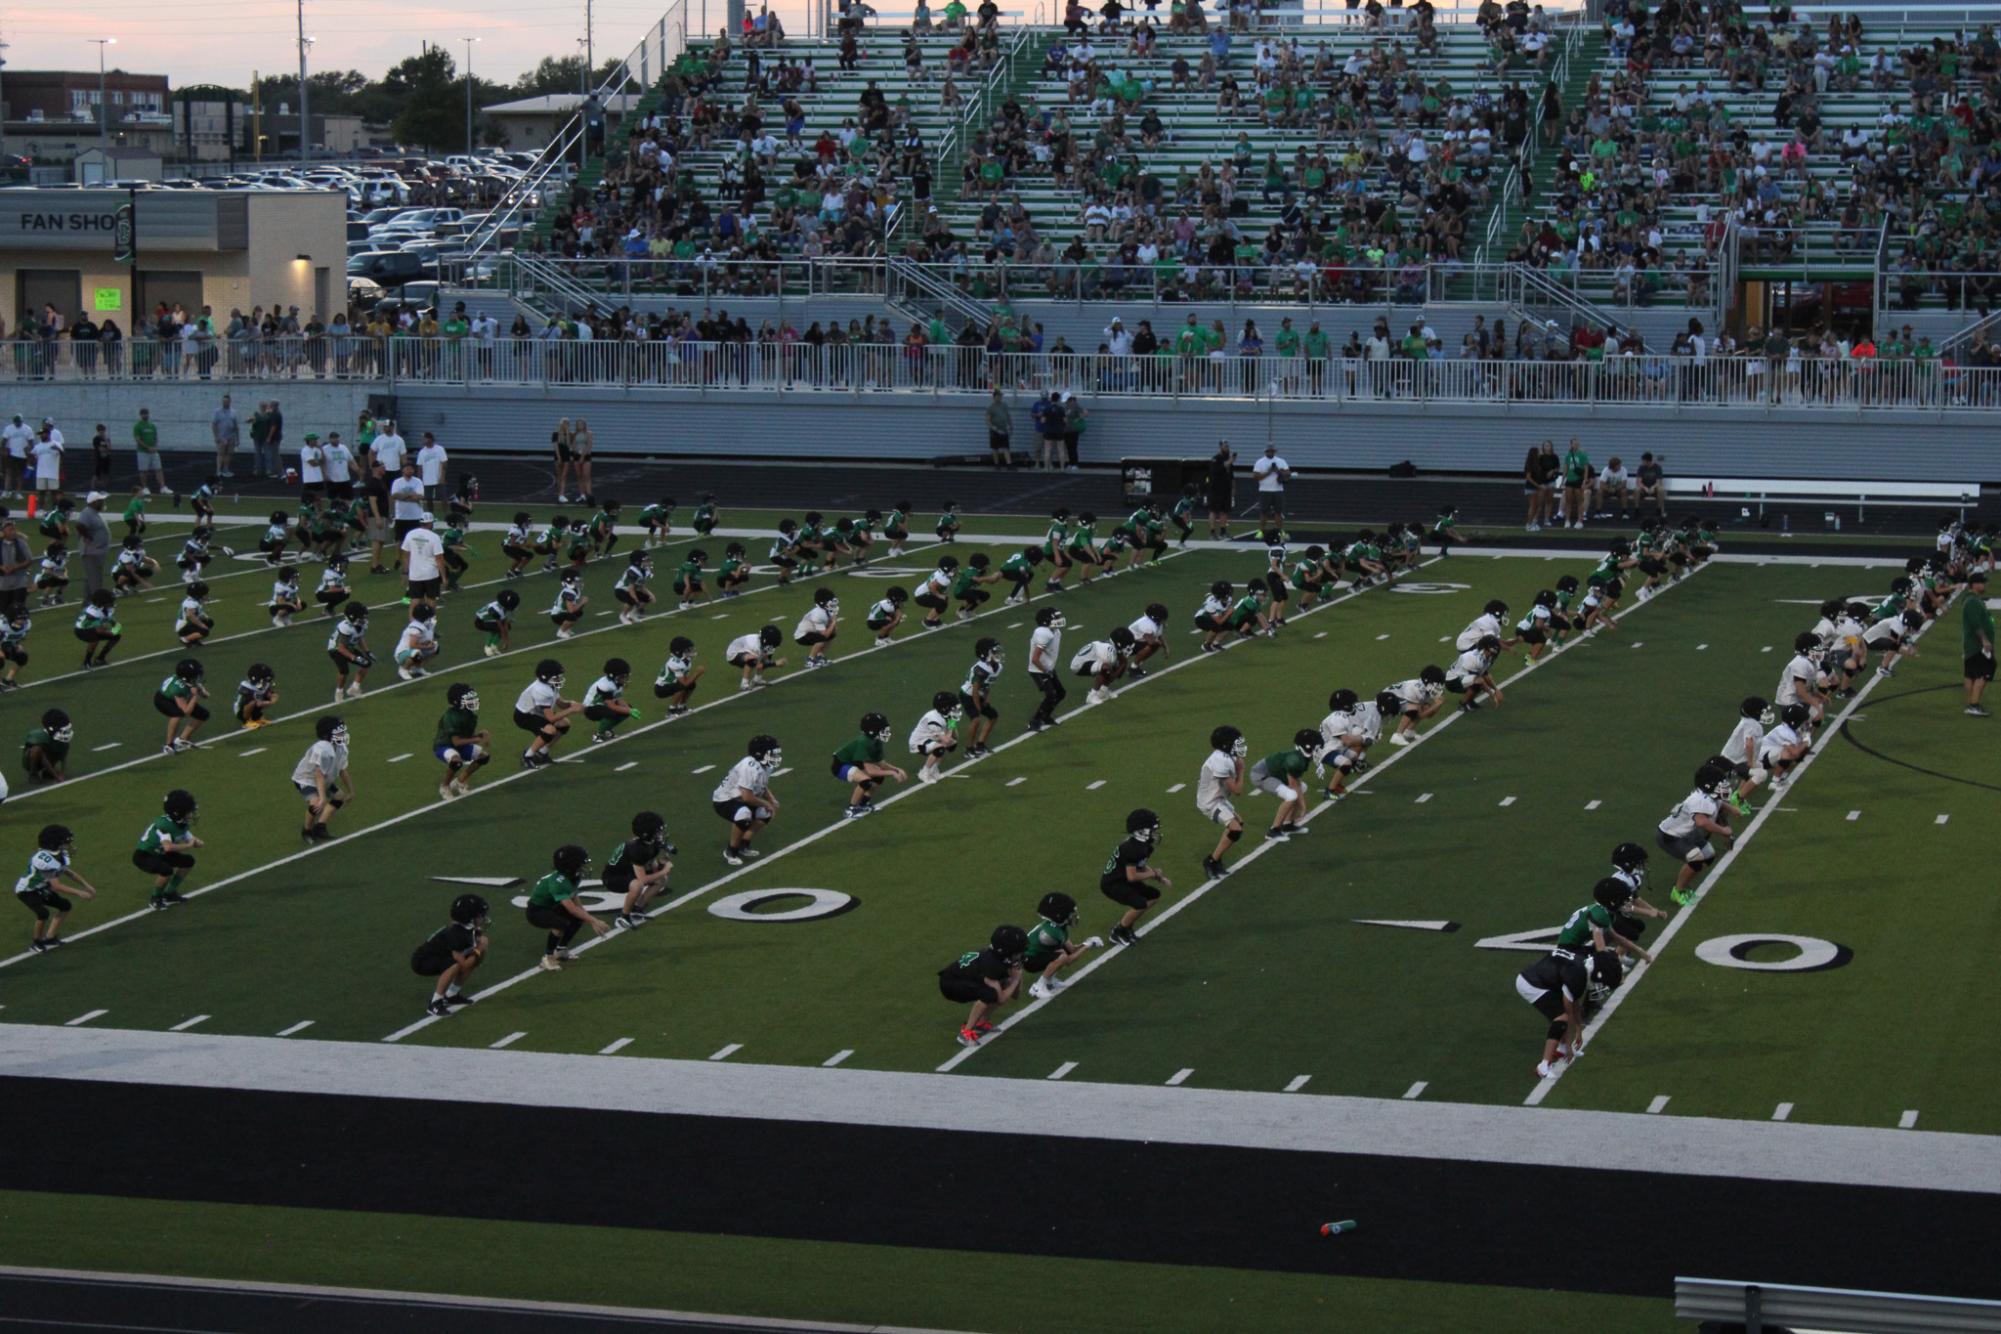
[576, 36, 589, 174]
[90, 38, 115, 146]
[463, 36, 479, 155]
[586, 0, 594, 85]
[296, 0, 310, 162]
[0, 32, 11, 164]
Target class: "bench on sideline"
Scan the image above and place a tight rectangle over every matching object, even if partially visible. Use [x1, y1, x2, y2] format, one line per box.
[1665, 477, 1978, 523]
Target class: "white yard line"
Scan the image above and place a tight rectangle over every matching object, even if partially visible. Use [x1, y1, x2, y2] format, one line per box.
[1498, 796, 1516, 807]
[708, 1043, 742, 1061]
[939, 560, 1710, 1075]
[239, 748, 265, 758]
[1584, 799, 1602, 811]
[1085, 779, 1106, 790]
[616, 761, 639, 772]
[1166, 782, 1185, 793]
[691, 764, 715, 774]
[1166, 1068, 1194, 1086]
[598, 1037, 634, 1055]
[1414, 792, 1433, 804]
[490, 1031, 526, 1050]
[65, 1009, 108, 1026]
[168, 1015, 209, 1032]
[1284, 1075, 1311, 1093]
[1845, 809, 1860, 821]
[1403, 1081, 1428, 1100]
[91, 742, 122, 752]
[1006, 776, 1026, 787]
[1047, 1062, 1077, 1080]
[1937, 813, 1950, 825]
[1900, 1110, 1920, 1129]
[1527, 600, 1940, 1107]
[1647, 1095, 1671, 1114]
[1774, 1103, 1794, 1122]
[386, 753, 412, 764]
[822, 1049, 853, 1068]
[276, 1021, 314, 1038]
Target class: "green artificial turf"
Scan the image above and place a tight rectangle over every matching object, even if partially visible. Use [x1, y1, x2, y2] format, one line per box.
[0, 1190, 1678, 1334]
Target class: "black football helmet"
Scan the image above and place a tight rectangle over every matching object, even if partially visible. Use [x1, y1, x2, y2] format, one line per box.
[861, 712, 891, 741]
[1036, 606, 1066, 629]
[552, 844, 592, 880]
[446, 682, 480, 712]
[976, 637, 1002, 664]
[1592, 876, 1634, 910]
[603, 658, 632, 685]
[1611, 842, 1649, 878]
[1293, 728, 1323, 758]
[1210, 724, 1246, 757]
[992, 924, 1029, 961]
[42, 708, 72, 742]
[1484, 598, 1508, 619]
[1110, 626, 1136, 651]
[163, 788, 198, 823]
[535, 658, 565, 686]
[317, 715, 349, 745]
[931, 690, 963, 719]
[37, 824, 73, 853]
[1038, 891, 1078, 926]
[246, 662, 275, 686]
[1328, 688, 1359, 713]
[1125, 808, 1162, 843]
[749, 734, 783, 770]
[1588, 950, 1625, 1003]
[670, 636, 695, 657]
[1420, 665, 1446, 686]
[1781, 702, 1811, 728]
[759, 625, 782, 649]
[175, 658, 204, 683]
[450, 893, 491, 927]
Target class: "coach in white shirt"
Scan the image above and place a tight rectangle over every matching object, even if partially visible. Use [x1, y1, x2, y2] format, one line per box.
[0, 416, 33, 497]
[388, 460, 427, 554]
[1251, 445, 1291, 520]
[32, 420, 64, 495]
[372, 421, 408, 476]
[400, 511, 446, 606]
[415, 432, 449, 506]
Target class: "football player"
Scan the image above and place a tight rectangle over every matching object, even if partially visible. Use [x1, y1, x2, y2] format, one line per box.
[940, 924, 1024, 1047]
[1721, 696, 1773, 815]
[1169, 484, 1199, 545]
[15, 823, 97, 952]
[1516, 589, 1560, 661]
[547, 571, 588, 640]
[1456, 599, 1514, 652]
[587, 498, 622, 559]
[1865, 606, 1925, 678]
[582, 658, 638, 744]
[692, 492, 719, 537]
[865, 586, 908, 646]
[473, 588, 521, 657]
[605, 811, 675, 930]
[1518, 945, 1621, 1079]
[881, 501, 913, 557]
[1557, 878, 1655, 967]
[1039, 508, 1073, 591]
[1758, 702, 1813, 786]
[997, 545, 1043, 605]
[769, 518, 801, 584]
[0, 606, 31, 687]
[133, 788, 202, 909]
[1071, 625, 1136, 704]
[503, 512, 537, 575]
[795, 587, 840, 669]
[951, 551, 998, 619]
[959, 637, 1004, 757]
[176, 526, 218, 585]
[393, 603, 440, 681]
[34, 541, 68, 607]
[1340, 530, 1388, 586]
[255, 509, 292, 566]
[1258, 521, 1290, 628]
[1126, 602, 1171, 677]
[832, 712, 908, 817]
[1384, 665, 1448, 745]
[235, 663, 279, 730]
[154, 658, 211, 753]
[1656, 760, 1736, 904]
[1606, 843, 1672, 948]
[716, 542, 751, 598]
[175, 581, 214, 646]
[1100, 808, 1171, 946]
[1446, 635, 1504, 712]
[1288, 545, 1333, 611]
[614, 551, 657, 625]
[22, 708, 72, 783]
[314, 555, 352, 619]
[1575, 575, 1623, 635]
[1025, 607, 1067, 731]
[914, 556, 955, 630]
[1317, 688, 1382, 801]
[1776, 630, 1829, 723]
[515, 659, 580, 768]
[1227, 577, 1272, 639]
[525, 844, 608, 971]
[1194, 580, 1233, 652]
[111, 534, 158, 595]
[671, 548, 708, 610]
[1197, 725, 1248, 878]
[726, 624, 785, 691]
[1024, 892, 1098, 1000]
[75, 589, 123, 669]
[1430, 505, 1464, 556]
[326, 601, 373, 701]
[265, 566, 304, 628]
[641, 496, 676, 546]
[433, 682, 492, 799]
[908, 691, 962, 783]
[711, 734, 783, 866]
[653, 636, 704, 714]
[292, 715, 354, 841]
[413, 893, 488, 1016]
[1250, 729, 1322, 841]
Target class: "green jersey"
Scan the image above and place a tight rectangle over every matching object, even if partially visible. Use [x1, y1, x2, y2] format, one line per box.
[1554, 902, 1613, 951]
[884, 508, 908, 536]
[1067, 522, 1098, 555]
[949, 567, 983, 598]
[1044, 519, 1069, 555]
[1259, 749, 1310, 781]
[693, 503, 717, 531]
[1963, 591, 1995, 657]
[641, 503, 671, 526]
[1290, 558, 1323, 588]
[588, 509, 615, 537]
[832, 735, 884, 767]
[136, 814, 191, 855]
[1229, 594, 1263, 626]
[23, 727, 70, 772]
[1589, 553, 1625, 585]
[133, 418, 159, 451]
[157, 675, 198, 704]
[433, 707, 480, 750]
[1000, 551, 1034, 578]
[122, 495, 149, 524]
[935, 510, 960, 538]
[476, 598, 513, 626]
[1024, 918, 1070, 968]
[719, 554, 745, 580]
[674, 557, 703, 588]
[526, 871, 578, 909]
[1171, 495, 1197, 522]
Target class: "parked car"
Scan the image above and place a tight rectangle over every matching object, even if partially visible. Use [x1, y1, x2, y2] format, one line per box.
[346, 249, 429, 287]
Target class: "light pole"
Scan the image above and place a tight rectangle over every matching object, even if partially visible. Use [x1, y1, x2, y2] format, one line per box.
[463, 36, 480, 156]
[576, 37, 590, 174]
[1, 37, 11, 163]
[296, 0, 312, 161]
[89, 38, 115, 145]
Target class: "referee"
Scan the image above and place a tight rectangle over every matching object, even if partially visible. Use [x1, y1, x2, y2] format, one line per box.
[1964, 568, 1994, 718]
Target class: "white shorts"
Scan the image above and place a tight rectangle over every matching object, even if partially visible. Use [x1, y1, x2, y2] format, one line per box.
[1198, 799, 1238, 827]
[35, 473, 59, 491]
[1254, 775, 1299, 801]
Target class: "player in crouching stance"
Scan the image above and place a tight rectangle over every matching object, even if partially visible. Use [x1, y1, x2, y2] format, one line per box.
[795, 587, 840, 668]
[15, 824, 96, 953]
[1194, 580, 1232, 652]
[414, 894, 488, 1016]
[293, 715, 354, 842]
[1071, 625, 1136, 704]
[832, 712, 907, 818]
[515, 658, 580, 769]
[1126, 602, 1170, 677]
[1385, 666, 1447, 745]
[1025, 892, 1098, 1000]
[327, 601, 373, 701]
[653, 636, 703, 714]
[1865, 607, 1925, 678]
[1197, 725, 1247, 878]
[1606, 843, 1671, 949]
[582, 658, 639, 744]
[1317, 689, 1383, 801]
[433, 682, 492, 799]
[1516, 589, 1562, 661]
[1758, 702, 1813, 787]
[940, 924, 1025, 1047]
[908, 692, 961, 783]
[713, 734, 783, 865]
[1446, 635, 1504, 711]
[155, 658, 211, 753]
[526, 844, 608, 971]
[1250, 729, 1322, 841]
[1100, 809, 1170, 947]
[614, 551, 656, 625]
[605, 811, 675, 930]
[959, 637, 1003, 757]
[134, 789, 202, 909]
[235, 663, 279, 730]
[473, 588, 520, 656]
[1517, 947, 1621, 1079]
[1721, 695, 1772, 816]
[865, 586, 908, 645]
[727, 624, 786, 691]
[1656, 760, 1736, 905]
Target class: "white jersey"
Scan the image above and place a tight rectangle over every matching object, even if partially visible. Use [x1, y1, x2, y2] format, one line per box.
[1127, 613, 1163, 643]
[14, 848, 68, 895]
[1517, 604, 1552, 636]
[1775, 652, 1817, 705]
[175, 596, 207, 633]
[515, 679, 560, 715]
[290, 738, 349, 788]
[548, 581, 583, 616]
[1197, 593, 1228, 621]
[725, 631, 771, 664]
[1722, 716, 1764, 766]
[1070, 640, 1119, 675]
[1757, 722, 1803, 765]
[1455, 613, 1504, 652]
[1195, 749, 1238, 812]
[962, 657, 1002, 698]
[316, 566, 347, 596]
[1388, 677, 1442, 708]
[583, 673, 623, 708]
[795, 605, 835, 639]
[1028, 625, 1063, 673]
[269, 578, 300, 606]
[908, 708, 954, 754]
[1658, 788, 1718, 839]
[711, 756, 770, 802]
[1320, 700, 1383, 750]
[1863, 615, 1912, 647]
[395, 619, 436, 655]
[920, 569, 951, 599]
[867, 595, 900, 624]
[506, 522, 533, 549]
[658, 652, 694, 682]
[1447, 646, 1493, 683]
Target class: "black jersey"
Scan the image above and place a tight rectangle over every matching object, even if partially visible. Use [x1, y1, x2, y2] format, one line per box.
[1517, 951, 1586, 1002]
[604, 834, 664, 876]
[1098, 836, 1152, 892]
[938, 946, 1012, 986]
[411, 921, 477, 971]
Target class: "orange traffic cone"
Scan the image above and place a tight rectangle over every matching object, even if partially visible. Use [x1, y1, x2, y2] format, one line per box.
[24, 494, 35, 520]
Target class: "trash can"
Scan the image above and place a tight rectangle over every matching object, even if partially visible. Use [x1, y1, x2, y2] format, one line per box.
[1122, 457, 1200, 506]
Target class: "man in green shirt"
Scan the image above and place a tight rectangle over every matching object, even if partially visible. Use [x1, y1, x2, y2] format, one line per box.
[832, 712, 907, 819]
[1964, 568, 1994, 716]
[525, 844, 606, 970]
[131, 408, 167, 497]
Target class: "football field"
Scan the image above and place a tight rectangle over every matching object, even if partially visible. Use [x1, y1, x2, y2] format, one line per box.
[3, 503, 1998, 1329]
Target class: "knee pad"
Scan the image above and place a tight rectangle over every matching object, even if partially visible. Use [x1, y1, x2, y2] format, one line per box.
[1224, 826, 1243, 844]
[1547, 1019, 1568, 1042]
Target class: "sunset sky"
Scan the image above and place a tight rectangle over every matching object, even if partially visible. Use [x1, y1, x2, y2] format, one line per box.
[0, 0, 803, 93]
